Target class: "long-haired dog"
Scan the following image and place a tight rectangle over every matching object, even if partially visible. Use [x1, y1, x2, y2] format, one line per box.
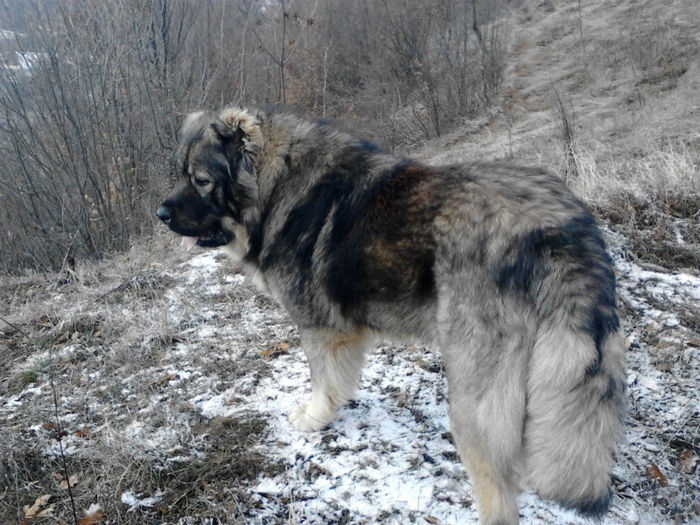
[157, 107, 625, 524]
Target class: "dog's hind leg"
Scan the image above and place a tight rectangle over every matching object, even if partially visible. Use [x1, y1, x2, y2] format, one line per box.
[445, 345, 526, 525]
[290, 326, 370, 432]
[437, 280, 532, 524]
[456, 442, 520, 525]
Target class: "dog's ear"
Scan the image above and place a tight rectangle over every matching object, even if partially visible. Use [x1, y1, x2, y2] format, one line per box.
[215, 107, 263, 167]
[211, 118, 241, 141]
[215, 108, 263, 222]
[215, 108, 263, 146]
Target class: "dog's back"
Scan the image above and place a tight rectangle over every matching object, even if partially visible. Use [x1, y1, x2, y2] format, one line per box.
[259, 145, 625, 522]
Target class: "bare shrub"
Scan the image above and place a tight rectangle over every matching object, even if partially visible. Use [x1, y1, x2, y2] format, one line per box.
[0, 0, 513, 272]
[281, 0, 512, 145]
[0, 0, 258, 273]
[550, 86, 579, 182]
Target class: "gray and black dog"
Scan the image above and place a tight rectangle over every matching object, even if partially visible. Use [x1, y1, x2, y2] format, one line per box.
[157, 107, 625, 525]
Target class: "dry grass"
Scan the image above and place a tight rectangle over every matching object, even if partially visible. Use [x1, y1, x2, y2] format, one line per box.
[567, 138, 700, 203]
[538, 133, 700, 273]
[0, 231, 285, 524]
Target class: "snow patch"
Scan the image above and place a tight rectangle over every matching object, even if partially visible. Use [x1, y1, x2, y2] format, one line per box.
[120, 490, 163, 509]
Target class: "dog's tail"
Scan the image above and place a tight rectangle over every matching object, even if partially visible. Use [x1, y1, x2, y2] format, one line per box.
[523, 252, 626, 516]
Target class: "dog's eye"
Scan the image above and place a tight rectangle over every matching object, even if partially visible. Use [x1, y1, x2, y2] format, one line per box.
[193, 175, 212, 188]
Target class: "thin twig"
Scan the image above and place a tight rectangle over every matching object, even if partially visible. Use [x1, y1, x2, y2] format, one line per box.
[0, 314, 28, 337]
[90, 274, 141, 305]
[49, 358, 79, 525]
[11, 451, 22, 524]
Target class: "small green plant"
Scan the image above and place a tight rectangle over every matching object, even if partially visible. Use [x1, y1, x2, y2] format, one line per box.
[18, 370, 38, 385]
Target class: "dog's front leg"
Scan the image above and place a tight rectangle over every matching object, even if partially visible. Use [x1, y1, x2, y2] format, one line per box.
[290, 327, 370, 432]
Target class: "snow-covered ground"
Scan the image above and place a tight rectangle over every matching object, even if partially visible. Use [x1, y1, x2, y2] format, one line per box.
[1, 229, 698, 524]
[171, 240, 699, 524]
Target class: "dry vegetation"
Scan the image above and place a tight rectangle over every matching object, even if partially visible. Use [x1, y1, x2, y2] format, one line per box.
[0, 0, 511, 274]
[1, 0, 699, 524]
[1, 234, 288, 524]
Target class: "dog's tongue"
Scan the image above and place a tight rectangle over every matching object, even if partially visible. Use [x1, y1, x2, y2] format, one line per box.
[180, 236, 198, 252]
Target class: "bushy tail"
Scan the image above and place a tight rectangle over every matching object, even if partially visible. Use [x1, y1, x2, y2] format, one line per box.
[523, 316, 626, 517]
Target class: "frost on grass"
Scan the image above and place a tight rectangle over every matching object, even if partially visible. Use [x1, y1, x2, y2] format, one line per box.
[2, 230, 698, 524]
[0, 249, 286, 524]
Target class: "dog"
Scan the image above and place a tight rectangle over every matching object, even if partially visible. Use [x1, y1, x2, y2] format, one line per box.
[157, 106, 626, 524]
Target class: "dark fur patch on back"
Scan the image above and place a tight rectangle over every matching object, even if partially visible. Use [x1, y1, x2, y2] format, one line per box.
[496, 216, 602, 291]
[327, 162, 439, 317]
[259, 141, 379, 304]
[495, 230, 550, 295]
[261, 156, 441, 322]
[262, 170, 356, 298]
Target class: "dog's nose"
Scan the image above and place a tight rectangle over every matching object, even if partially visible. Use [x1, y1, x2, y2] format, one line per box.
[156, 205, 172, 223]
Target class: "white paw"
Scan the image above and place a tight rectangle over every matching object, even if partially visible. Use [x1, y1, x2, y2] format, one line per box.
[289, 403, 332, 432]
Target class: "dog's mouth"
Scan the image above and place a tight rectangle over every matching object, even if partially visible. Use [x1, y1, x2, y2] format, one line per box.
[155, 204, 234, 251]
[180, 229, 233, 251]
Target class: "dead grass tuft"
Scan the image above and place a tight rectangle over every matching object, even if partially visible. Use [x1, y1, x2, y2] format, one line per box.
[595, 193, 700, 273]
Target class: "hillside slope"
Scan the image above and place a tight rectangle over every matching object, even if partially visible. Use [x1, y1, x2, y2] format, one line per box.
[1, 1, 699, 524]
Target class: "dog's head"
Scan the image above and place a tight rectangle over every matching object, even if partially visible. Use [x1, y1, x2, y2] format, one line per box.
[157, 108, 263, 254]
